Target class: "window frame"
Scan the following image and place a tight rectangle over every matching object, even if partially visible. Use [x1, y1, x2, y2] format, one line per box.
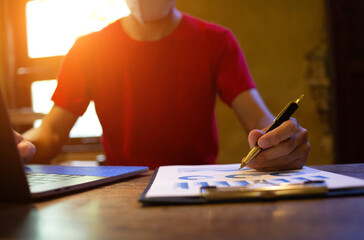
[1, 0, 102, 151]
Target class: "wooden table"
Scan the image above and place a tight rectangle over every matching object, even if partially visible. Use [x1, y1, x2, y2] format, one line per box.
[1, 164, 364, 240]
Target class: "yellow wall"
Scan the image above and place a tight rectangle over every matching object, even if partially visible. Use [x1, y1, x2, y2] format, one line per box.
[176, 0, 333, 165]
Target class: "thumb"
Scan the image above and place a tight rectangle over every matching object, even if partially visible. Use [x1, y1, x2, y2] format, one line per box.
[247, 129, 265, 149]
[13, 130, 24, 145]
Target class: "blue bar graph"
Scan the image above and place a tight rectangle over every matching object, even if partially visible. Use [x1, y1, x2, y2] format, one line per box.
[176, 182, 189, 190]
[313, 175, 329, 179]
[294, 177, 311, 181]
[272, 178, 290, 183]
[216, 181, 230, 187]
[195, 182, 209, 187]
[236, 181, 249, 186]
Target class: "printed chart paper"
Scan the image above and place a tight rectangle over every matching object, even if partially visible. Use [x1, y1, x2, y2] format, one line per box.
[145, 164, 364, 198]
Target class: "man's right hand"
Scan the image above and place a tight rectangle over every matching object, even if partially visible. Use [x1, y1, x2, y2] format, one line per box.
[13, 131, 36, 162]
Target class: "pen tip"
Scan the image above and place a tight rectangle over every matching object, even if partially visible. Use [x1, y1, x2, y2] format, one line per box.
[295, 94, 304, 106]
[238, 158, 246, 170]
[239, 161, 247, 170]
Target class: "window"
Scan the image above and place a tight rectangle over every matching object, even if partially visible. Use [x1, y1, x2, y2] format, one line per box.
[3, 0, 129, 147]
[31, 80, 103, 138]
[25, 0, 129, 140]
[26, 0, 130, 58]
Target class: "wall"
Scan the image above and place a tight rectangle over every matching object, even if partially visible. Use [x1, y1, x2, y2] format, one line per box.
[176, 0, 333, 165]
[0, 0, 6, 97]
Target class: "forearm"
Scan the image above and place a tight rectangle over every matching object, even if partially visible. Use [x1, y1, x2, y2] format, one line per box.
[21, 105, 78, 163]
[232, 89, 275, 133]
[23, 126, 66, 164]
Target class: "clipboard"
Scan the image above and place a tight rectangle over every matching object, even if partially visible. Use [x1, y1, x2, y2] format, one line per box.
[139, 165, 364, 205]
[139, 168, 207, 204]
[200, 181, 328, 201]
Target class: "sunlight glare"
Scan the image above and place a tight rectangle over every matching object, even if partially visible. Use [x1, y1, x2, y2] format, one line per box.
[26, 0, 130, 58]
[31, 80, 102, 138]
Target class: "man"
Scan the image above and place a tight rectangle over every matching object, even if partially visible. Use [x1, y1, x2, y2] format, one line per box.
[16, 0, 310, 170]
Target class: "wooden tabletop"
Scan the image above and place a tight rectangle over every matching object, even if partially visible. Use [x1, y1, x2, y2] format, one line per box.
[1, 164, 364, 240]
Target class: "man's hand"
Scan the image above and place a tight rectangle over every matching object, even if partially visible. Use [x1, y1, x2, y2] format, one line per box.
[244, 118, 310, 171]
[13, 131, 36, 162]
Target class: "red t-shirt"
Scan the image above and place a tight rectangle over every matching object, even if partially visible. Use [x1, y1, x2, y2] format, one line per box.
[52, 14, 255, 169]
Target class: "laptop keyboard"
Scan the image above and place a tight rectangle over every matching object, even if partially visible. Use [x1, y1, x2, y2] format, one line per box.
[26, 172, 83, 186]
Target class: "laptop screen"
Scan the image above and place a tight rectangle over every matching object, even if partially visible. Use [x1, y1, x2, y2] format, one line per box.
[0, 88, 32, 200]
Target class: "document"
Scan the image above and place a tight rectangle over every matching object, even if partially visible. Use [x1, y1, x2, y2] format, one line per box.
[144, 164, 364, 198]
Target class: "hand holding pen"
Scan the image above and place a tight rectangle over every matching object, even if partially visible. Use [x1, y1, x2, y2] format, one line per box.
[240, 95, 310, 171]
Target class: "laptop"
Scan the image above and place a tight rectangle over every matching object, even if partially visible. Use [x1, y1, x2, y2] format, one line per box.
[0, 88, 149, 201]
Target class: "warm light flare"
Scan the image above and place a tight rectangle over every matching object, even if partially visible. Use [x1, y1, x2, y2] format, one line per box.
[26, 0, 130, 58]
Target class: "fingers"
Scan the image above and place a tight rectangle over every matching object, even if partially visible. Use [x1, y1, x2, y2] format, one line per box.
[13, 130, 24, 145]
[257, 118, 299, 149]
[247, 142, 310, 171]
[259, 126, 308, 161]
[245, 119, 310, 171]
[247, 129, 264, 148]
[18, 141, 36, 163]
[13, 131, 36, 162]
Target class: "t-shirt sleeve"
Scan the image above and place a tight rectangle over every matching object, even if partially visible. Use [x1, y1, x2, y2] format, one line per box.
[216, 30, 255, 106]
[52, 38, 91, 116]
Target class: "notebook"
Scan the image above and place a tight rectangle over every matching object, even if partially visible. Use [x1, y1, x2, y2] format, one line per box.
[0, 88, 148, 201]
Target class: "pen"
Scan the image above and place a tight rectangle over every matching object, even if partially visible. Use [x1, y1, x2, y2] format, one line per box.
[239, 94, 304, 170]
